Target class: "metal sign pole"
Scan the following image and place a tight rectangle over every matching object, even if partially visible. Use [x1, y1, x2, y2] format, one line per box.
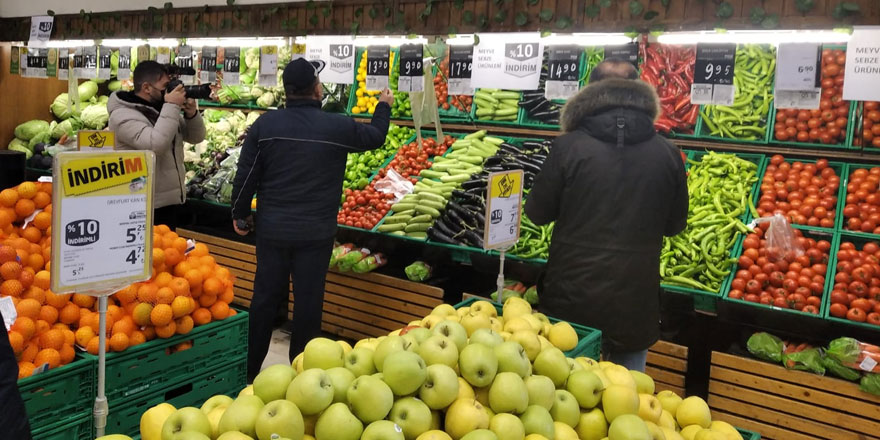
[496, 250, 506, 301]
[94, 294, 109, 437]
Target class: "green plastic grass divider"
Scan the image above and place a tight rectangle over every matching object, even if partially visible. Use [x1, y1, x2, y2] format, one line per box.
[822, 231, 880, 331]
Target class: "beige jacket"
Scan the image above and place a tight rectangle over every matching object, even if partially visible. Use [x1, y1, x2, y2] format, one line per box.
[107, 91, 206, 208]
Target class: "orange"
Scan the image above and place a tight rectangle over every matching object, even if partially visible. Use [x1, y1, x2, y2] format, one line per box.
[38, 305, 59, 325]
[22, 286, 46, 304]
[169, 277, 190, 297]
[7, 330, 24, 355]
[0, 209, 15, 230]
[154, 272, 173, 288]
[123, 301, 137, 316]
[111, 317, 134, 337]
[107, 304, 124, 323]
[175, 316, 194, 334]
[191, 243, 209, 258]
[109, 333, 129, 352]
[39, 329, 64, 351]
[15, 298, 41, 319]
[172, 237, 188, 254]
[215, 267, 233, 285]
[1, 279, 24, 297]
[192, 308, 212, 326]
[171, 296, 190, 318]
[85, 336, 105, 355]
[227, 308, 237, 318]
[33, 271, 50, 290]
[202, 277, 224, 296]
[132, 303, 154, 326]
[0, 261, 22, 281]
[142, 326, 156, 341]
[34, 348, 61, 369]
[61, 328, 75, 346]
[0, 245, 16, 264]
[155, 224, 171, 236]
[71, 293, 96, 308]
[150, 304, 173, 326]
[11, 317, 35, 340]
[220, 287, 235, 305]
[155, 287, 174, 305]
[58, 303, 79, 324]
[21, 227, 42, 244]
[163, 248, 183, 267]
[137, 283, 158, 304]
[18, 270, 34, 289]
[80, 312, 100, 334]
[75, 327, 96, 347]
[59, 344, 75, 364]
[198, 294, 217, 308]
[0, 188, 19, 208]
[32, 211, 51, 231]
[20, 341, 39, 363]
[18, 361, 35, 379]
[152, 233, 163, 249]
[114, 284, 138, 305]
[210, 301, 230, 321]
[16, 182, 38, 200]
[25, 253, 44, 271]
[130, 330, 146, 347]
[39, 182, 52, 195]
[183, 269, 203, 292]
[173, 261, 192, 278]
[32, 192, 50, 210]
[14, 199, 35, 219]
[155, 321, 177, 338]
[44, 290, 70, 308]
[152, 248, 165, 268]
[34, 319, 49, 335]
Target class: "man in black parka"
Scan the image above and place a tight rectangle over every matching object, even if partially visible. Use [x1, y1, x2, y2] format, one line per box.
[524, 60, 688, 371]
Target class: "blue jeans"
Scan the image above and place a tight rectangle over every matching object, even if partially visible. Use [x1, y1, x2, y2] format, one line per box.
[604, 349, 649, 372]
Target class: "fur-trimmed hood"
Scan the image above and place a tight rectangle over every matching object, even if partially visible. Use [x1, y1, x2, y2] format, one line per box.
[560, 79, 661, 144]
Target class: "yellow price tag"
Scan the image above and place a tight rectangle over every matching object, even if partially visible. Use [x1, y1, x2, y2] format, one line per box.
[77, 130, 115, 151]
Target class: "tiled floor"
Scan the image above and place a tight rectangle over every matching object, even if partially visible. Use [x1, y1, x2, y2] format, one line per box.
[260, 328, 292, 371]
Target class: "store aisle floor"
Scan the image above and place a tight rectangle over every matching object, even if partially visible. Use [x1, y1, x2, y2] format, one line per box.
[260, 328, 291, 371]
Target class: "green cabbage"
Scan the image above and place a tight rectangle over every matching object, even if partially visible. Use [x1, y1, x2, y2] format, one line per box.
[28, 131, 52, 150]
[51, 93, 82, 120]
[256, 93, 275, 108]
[81, 104, 109, 129]
[8, 138, 32, 159]
[110, 50, 119, 76]
[50, 117, 83, 140]
[14, 120, 50, 141]
[78, 80, 99, 102]
[405, 261, 432, 282]
[98, 95, 109, 104]
[107, 80, 122, 92]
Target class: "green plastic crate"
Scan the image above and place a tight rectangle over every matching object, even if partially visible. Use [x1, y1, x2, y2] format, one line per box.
[84, 310, 247, 402]
[823, 231, 880, 331]
[836, 163, 880, 236]
[453, 297, 602, 360]
[737, 427, 761, 440]
[431, 65, 474, 121]
[752, 158, 846, 233]
[348, 47, 402, 119]
[18, 353, 95, 433]
[31, 410, 92, 440]
[470, 89, 524, 127]
[104, 354, 247, 438]
[766, 101, 857, 150]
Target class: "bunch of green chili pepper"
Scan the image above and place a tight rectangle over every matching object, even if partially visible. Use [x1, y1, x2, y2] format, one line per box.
[582, 47, 605, 86]
[661, 152, 759, 293]
[701, 44, 776, 141]
[511, 209, 553, 260]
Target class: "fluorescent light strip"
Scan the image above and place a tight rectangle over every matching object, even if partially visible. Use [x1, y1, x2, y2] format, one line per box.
[446, 34, 475, 46]
[657, 30, 851, 45]
[354, 35, 428, 47]
[543, 33, 633, 46]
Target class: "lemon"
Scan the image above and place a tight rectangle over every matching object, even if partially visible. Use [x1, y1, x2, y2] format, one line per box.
[355, 89, 364, 97]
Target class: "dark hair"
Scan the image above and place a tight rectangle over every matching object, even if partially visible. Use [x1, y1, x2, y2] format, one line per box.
[284, 77, 320, 100]
[588, 58, 639, 83]
[133, 61, 168, 92]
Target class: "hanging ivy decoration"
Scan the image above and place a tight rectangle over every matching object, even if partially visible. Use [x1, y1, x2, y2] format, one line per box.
[716, 2, 734, 19]
[515, 11, 529, 26]
[629, 1, 644, 16]
[538, 8, 554, 22]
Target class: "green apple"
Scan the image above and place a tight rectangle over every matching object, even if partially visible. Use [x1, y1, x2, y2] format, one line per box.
[255, 399, 304, 440]
[489, 413, 525, 440]
[445, 399, 490, 440]
[460, 343, 499, 388]
[347, 374, 394, 423]
[675, 397, 711, 429]
[95, 436, 133, 440]
[510, 331, 542, 362]
[326, 367, 356, 403]
[218, 395, 264, 438]
[374, 335, 409, 372]
[502, 297, 532, 321]
[457, 307, 471, 318]
[575, 357, 600, 371]
[408, 327, 434, 345]
[566, 370, 604, 409]
[286, 368, 334, 416]
[575, 408, 608, 440]
[433, 321, 469, 352]
[638, 394, 663, 424]
[708, 421, 742, 440]
[658, 410, 676, 430]
[693, 429, 727, 440]
[567, 359, 583, 373]
[458, 377, 476, 400]
[420, 364, 460, 410]
[205, 405, 227, 439]
[679, 425, 703, 440]
[608, 414, 651, 440]
[656, 391, 683, 416]
[601, 385, 639, 423]
[303, 337, 345, 370]
[338, 340, 353, 354]
[142, 403, 177, 440]
[470, 300, 498, 317]
[494, 341, 532, 378]
[503, 318, 533, 335]
[345, 347, 377, 377]
[537, 336, 553, 354]
[488, 372, 529, 414]
[524, 375, 556, 410]
[550, 390, 580, 427]
[217, 432, 254, 440]
[471, 328, 505, 348]
[383, 350, 428, 396]
[661, 427, 685, 440]
[253, 364, 297, 403]
[490, 318, 504, 333]
[419, 335, 460, 368]
[645, 421, 666, 440]
[431, 410, 442, 430]
[389, 397, 433, 440]
[475, 386, 491, 408]
[431, 304, 457, 317]
[533, 347, 571, 388]
[554, 421, 580, 440]
[201, 395, 233, 414]
[168, 433, 210, 440]
[362, 420, 405, 440]
[461, 429, 498, 440]
[291, 354, 304, 374]
[315, 402, 363, 440]
[462, 312, 493, 336]
[401, 333, 422, 353]
[603, 365, 637, 390]
[417, 431, 453, 440]
[547, 322, 578, 352]
[630, 371, 655, 395]
[519, 405, 554, 439]
[592, 369, 611, 389]
[422, 315, 445, 330]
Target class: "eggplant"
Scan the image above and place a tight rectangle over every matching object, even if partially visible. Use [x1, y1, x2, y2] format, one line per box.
[461, 178, 488, 190]
[464, 230, 485, 248]
[428, 227, 459, 245]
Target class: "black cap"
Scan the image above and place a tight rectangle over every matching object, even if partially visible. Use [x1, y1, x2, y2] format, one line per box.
[282, 58, 326, 90]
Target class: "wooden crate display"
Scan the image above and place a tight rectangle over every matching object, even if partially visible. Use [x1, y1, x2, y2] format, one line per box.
[646, 341, 688, 397]
[708, 351, 880, 440]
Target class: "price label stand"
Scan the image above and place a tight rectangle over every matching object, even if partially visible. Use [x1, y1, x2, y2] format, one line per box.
[483, 170, 524, 299]
[50, 151, 155, 437]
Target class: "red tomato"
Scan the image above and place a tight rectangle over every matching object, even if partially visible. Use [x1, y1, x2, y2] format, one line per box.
[847, 307, 867, 322]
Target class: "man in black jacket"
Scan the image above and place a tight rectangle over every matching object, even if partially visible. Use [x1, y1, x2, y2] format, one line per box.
[231, 58, 393, 380]
[524, 60, 688, 371]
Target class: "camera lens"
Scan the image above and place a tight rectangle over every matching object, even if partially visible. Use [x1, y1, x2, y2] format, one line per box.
[183, 84, 213, 100]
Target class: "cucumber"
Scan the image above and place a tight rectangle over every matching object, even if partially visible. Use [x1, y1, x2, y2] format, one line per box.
[459, 155, 484, 165]
[390, 231, 406, 236]
[395, 209, 415, 216]
[418, 191, 447, 202]
[383, 215, 412, 224]
[415, 205, 442, 218]
[410, 214, 434, 223]
[418, 170, 446, 179]
[404, 223, 431, 233]
[406, 231, 428, 239]
[440, 174, 471, 183]
[464, 130, 488, 140]
[421, 199, 447, 210]
[391, 202, 416, 211]
[414, 186, 447, 195]
[377, 223, 406, 232]
[483, 136, 505, 145]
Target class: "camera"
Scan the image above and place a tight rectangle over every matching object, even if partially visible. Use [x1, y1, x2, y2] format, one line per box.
[164, 65, 214, 100]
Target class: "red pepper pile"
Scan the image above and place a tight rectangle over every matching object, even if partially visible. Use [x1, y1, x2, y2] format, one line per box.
[641, 44, 699, 135]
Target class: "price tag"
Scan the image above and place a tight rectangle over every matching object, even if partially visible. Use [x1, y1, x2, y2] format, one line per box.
[222, 47, 241, 85]
[137, 45, 151, 63]
[259, 45, 278, 87]
[19, 48, 27, 77]
[51, 151, 155, 294]
[843, 27, 880, 102]
[0, 296, 16, 330]
[82, 46, 97, 79]
[398, 44, 424, 93]
[691, 43, 736, 105]
[28, 15, 54, 47]
[77, 130, 116, 152]
[472, 33, 542, 90]
[305, 36, 355, 84]
[775, 89, 821, 110]
[604, 42, 640, 68]
[545, 45, 581, 100]
[365, 45, 391, 91]
[72, 47, 83, 78]
[117, 47, 132, 80]
[47, 48, 58, 78]
[156, 47, 171, 64]
[483, 170, 524, 250]
[23, 48, 48, 78]
[712, 84, 736, 106]
[775, 43, 821, 91]
[97, 46, 112, 80]
[58, 48, 69, 80]
[176, 45, 195, 85]
[447, 45, 474, 96]
[860, 355, 878, 372]
[10, 47, 20, 75]
[200, 46, 217, 84]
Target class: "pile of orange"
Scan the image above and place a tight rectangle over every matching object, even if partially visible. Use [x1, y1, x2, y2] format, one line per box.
[2, 181, 237, 380]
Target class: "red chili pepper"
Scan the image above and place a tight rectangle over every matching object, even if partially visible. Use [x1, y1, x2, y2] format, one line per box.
[673, 95, 691, 113]
[671, 74, 690, 93]
[685, 104, 700, 125]
[654, 118, 675, 133]
[661, 95, 677, 104]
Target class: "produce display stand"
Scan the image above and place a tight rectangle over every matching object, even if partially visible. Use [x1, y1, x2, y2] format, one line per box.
[823, 232, 880, 330]
[766, 102, 858, 151]
[18, 353, 95, 434]
[835, 163, 880, 235]
[646, 340, 690, 397]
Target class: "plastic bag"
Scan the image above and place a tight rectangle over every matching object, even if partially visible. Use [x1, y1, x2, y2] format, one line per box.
[783, 347, 825, 375]
[753, 213, 803, 262]
[826, 337, 880, 372]
[373, 169, 414, 204]
[338, 248, 370, 272]
[353, 253, 386, 274]
[405, 261, 432, 282]
[747, 332, 784, 363]
[860, 373, 880, 396]
[821, 354, 861, 381]
[329, 243, 355, 268]
[524, 286, 539, 305]
[490, 288, 522, 303]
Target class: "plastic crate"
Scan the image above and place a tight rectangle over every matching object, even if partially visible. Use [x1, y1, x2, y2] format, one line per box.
[31, 410, 92, 440]
[767, 101, 857, 150]
[104, 354, 247, 438]
[84, 310, 247, 402]
[737, 427, 761, 440]
[18, 353, 96, 433]
[836, 163, 880, 236]
[453, 297, 602, 360]
[752, 158, 846, 233]
[823, 231, 880, 330]
[470, 89, 524, 127]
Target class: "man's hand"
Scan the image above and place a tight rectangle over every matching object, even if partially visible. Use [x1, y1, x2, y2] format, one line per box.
[165, 84, 186, 106]
[182, 98, 199, 118]
[379, 88, 394, 106]
[232, 216, 253, 236]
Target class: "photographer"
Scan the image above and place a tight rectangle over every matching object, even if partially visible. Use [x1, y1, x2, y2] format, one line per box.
[108, 60, 206, 230]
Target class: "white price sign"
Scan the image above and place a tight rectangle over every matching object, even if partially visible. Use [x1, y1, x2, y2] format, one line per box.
[51, 151, 155, 294]
[472, 33, 542, 90]
[156, 47, 171, 64]
[28, 15, 54, 47]
[483, 170, 524, 250]
[58, 48, 69, 80]
[305, 35, 355, 84]
[222, 47, 241, 86]
[843, 26, 880, 102]
[775, 89, 821, 110]
[259, 45, 278, 87]
[775, 43, 821, 91]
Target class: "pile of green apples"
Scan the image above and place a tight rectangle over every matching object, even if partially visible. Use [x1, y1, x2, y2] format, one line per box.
[109, 298, 744, 440]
